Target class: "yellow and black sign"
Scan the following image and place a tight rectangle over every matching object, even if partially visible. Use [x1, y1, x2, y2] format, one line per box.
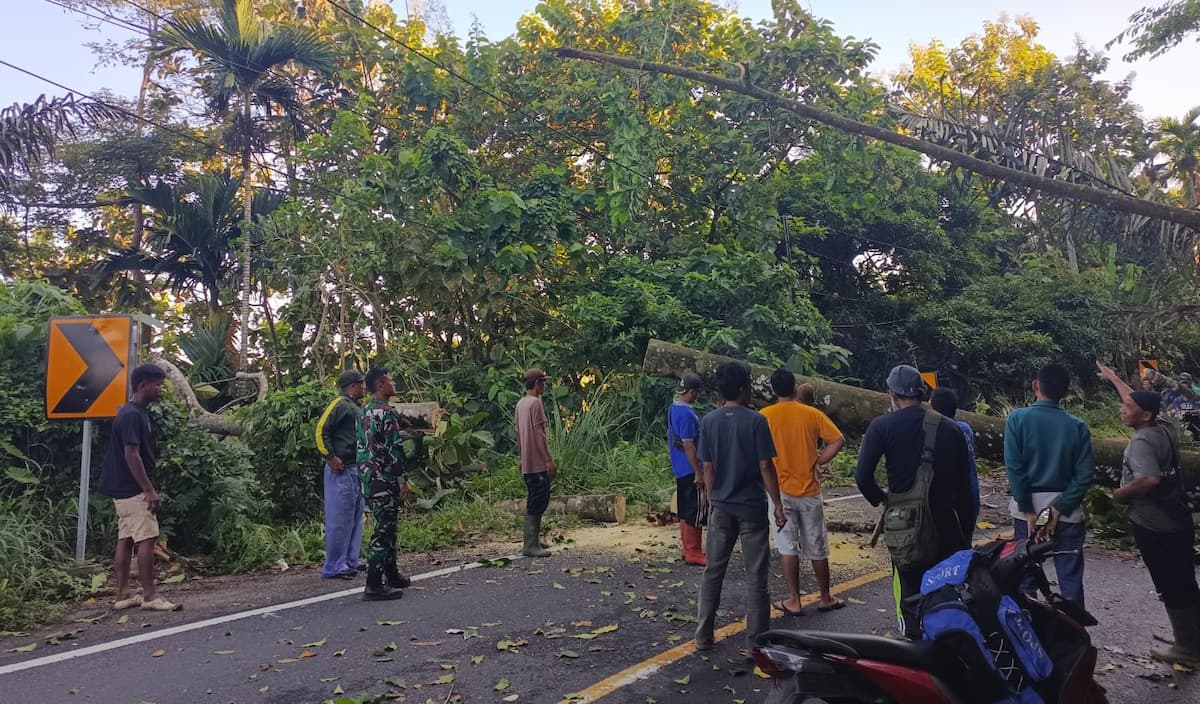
[46, 316, 135, 420]
[920, 371, 938, 390]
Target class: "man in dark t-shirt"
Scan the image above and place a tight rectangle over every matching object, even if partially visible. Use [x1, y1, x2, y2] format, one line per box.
[855, 365, 973, 636]
[97, 363, 178, 612]
[694, 361, 786, 652]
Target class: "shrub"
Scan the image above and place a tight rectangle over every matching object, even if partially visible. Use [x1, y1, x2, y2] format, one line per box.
[237, 379, 330, 521]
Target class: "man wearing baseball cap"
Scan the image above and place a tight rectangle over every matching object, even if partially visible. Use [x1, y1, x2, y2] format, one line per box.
[855, 364, 974, 635]
[1098, 363, 1199, 666]
[667, 373, 707, 566]
[516, 368, 556, 557]
[315, 369, 367, 579]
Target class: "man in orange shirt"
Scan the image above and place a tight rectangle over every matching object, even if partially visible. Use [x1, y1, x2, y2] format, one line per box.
[762, 369, 846, 615]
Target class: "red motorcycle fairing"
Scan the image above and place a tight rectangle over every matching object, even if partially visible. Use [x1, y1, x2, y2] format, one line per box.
[837, 655, 958, 704]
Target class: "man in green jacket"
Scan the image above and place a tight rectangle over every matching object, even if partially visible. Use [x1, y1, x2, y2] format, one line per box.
[316, 370, 366, 580]
[1004, 364, 1094, 606]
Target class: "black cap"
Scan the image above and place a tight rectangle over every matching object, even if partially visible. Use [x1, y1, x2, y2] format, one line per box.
[1130, 390, 1161, 416]
[677, 373, 703, 393]
[886, 364, 926, 398]
[337, 370, 364, 388]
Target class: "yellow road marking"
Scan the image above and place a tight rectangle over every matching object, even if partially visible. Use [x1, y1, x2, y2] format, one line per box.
[560, 566, 893, 703]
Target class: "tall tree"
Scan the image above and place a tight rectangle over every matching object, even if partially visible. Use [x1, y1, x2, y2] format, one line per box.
[158, 0, 334, 369]
[1110, 0, 1200, 60]
[1155, 106, 1200, 207]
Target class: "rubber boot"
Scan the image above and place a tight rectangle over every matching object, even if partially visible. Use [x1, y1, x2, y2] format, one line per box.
[522, 514, 551, 558]
[384, 562, 411, 589]
[680, 522, 706, 567]
[1152, 604, 1200, 666]
[362, 566, 404, 601]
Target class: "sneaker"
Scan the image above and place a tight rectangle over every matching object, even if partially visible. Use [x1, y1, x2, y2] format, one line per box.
[113, 595, 142, 610]
[141, 597, 180, 612]
[334, 569, 358, 580]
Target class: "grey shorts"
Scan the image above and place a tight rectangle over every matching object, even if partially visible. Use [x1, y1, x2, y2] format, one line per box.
[767, 493, 829, 560]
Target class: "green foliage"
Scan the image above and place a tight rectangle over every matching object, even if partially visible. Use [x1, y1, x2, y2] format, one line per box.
[236, 379, 329, 520]
[0, 498, 92, 629]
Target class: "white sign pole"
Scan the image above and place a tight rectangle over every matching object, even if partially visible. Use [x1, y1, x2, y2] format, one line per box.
[75, 420, 93, 560]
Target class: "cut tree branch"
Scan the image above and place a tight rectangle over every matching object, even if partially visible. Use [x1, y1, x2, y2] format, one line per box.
[150, 358, 267, 436]
[553, 47, 1200, 231]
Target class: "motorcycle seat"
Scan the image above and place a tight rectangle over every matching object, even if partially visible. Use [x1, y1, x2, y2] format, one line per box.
[758, 629, 947, 671]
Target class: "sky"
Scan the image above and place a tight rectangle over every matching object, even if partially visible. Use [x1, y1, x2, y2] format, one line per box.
[2, 0, 1197, 120]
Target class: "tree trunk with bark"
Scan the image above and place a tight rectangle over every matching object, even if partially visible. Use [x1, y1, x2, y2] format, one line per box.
[500, 494, 627, 524]
[151, 358, 267, 436]
[642, 339, 1200, 485]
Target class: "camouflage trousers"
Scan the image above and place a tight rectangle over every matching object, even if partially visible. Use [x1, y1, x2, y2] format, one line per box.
[362, 470, 400, 571]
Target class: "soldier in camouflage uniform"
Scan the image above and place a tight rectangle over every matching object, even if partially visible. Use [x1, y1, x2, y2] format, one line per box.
[358, 367, 414, 601]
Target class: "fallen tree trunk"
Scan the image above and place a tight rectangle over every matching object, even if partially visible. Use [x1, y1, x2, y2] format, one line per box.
[151, 358, 266, 436]
[501, 494, 627, 524]
[643, 339, 1200, 485]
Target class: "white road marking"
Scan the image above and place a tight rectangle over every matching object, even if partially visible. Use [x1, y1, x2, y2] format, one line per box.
[0, 552, 530, 676]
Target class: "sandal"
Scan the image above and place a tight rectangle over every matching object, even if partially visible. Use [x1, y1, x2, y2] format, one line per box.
[141, 597, 180, 612]
[113, 595, 142, 610]
[773, 600, 804, 617]
[817, 598, 847, 612]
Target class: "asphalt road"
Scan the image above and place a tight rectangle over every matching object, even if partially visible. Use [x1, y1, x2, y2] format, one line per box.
[1, 518, 1197, 704]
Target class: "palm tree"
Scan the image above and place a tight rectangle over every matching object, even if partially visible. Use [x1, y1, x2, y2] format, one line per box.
[1154, 106, 1200, 207]
[158, 0, 334, 369]
[115, 171, 284, 315]
[0, 94, 118, 196]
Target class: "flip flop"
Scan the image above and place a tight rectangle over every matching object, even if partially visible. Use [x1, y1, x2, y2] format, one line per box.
[817, 598, 847, 612]
[773, 600, 804, 617]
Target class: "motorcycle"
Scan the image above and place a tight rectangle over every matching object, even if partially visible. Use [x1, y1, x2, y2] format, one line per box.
[749, 535, 1108, 704]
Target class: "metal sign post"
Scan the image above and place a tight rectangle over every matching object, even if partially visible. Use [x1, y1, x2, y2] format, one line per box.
[75, 420, 93, 560]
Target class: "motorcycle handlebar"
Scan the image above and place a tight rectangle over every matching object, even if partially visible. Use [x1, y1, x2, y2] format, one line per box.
[1025, 539, 1056, 561]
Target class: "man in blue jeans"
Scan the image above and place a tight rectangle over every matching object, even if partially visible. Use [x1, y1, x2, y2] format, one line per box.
[695, 361, 787, 653]
[1005, 364, 1094, 606]
[315, 370, 367, 580]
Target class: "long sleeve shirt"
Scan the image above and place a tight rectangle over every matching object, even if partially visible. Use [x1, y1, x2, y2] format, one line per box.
[315, 392, 362, 465]
[1003, 400, 1094, 517]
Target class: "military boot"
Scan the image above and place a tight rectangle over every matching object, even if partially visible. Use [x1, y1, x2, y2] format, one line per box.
[362, 566, 404, 601]
[522, 514, 551, 558]
[384, 562, 411, 589]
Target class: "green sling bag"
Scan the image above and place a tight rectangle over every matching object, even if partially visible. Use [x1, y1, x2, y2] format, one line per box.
[882, 408, 943, 568]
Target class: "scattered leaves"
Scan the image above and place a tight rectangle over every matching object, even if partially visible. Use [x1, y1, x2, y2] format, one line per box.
[471, 655, 485, 665]
[151, 649, 165, 658]
[494, 678, 510, 691]
[214, 650, 236, 655]
[303, 638, 327, 648]
[161, 573, 186, 584]
[673, 675, 690, 685]
[433, 673, 455, 685]
[558, 650, 580, 658]
[5, 642, 36, 653]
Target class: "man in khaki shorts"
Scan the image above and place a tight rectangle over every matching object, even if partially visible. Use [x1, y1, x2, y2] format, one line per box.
[97, 363, 178, 612]
[762, 369, 846, 615]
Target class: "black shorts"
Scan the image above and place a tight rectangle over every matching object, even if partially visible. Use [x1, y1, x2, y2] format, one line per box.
[676, 473, 706, 527]
[524, 471, 551, 516]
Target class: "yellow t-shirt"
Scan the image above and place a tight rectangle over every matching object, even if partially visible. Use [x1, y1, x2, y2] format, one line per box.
[760, 401, 843, 498]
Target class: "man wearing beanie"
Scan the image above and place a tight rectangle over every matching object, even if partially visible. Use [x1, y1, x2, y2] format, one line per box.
[1098, 363, 1199, 666]
[855, 364, 974, 636]
[1004, 364, 1094, 607]
[315, 369, 367, 580]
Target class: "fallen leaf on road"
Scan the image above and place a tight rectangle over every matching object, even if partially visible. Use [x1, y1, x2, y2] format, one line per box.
[558, 650, 580, 658]
[624, 592, 637, 605]
[303, 638, 327, 648]
[332, 684, 344, 694]
[439, 663, 456, 670]
[384, 676, 407, 689]
[74, 616, 102, 624]
[592, 624, 619, 635]
[161, 574, 186, 584]
[1097, 662, 1116, 673]
[471, 655, 485, 664]
[645, 595, 658, 601]
[571, 633, 597, 640]
[298, 650, 318, 659]
[1173, 662, 1195, 673]
[846, 598, 867, 605]
[151, 649, 165, 658]
[976, 521, 996, 530]
[214, 650, 235, 655]
[433, 674, 455, 685]
[553, 582, 565, 590]
[571, 620, 593, 628]
[377, 620, 408, 626]
[497, 639, 517, 651]
[409, 640, 442, 646]
[673, 675, 690, 685]
[319, 677, 340, 683]
[277, 658, 299, 664]
[601, 591, 613, 597]
[5, 643, 36, 653]
[333, 648, 346, 657]
[482, 622, 502, 627]
[117, 615, 129, 624]
[495, 678, 510, 691]
[753, 667, 770, 679]
[259, 685, 269, 693]
[502, 696, 519, 702]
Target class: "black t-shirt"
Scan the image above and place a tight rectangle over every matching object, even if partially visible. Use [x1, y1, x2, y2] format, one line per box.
[854, 405, 975, 551]
[98, 403, 156, 499]
[697, 404, 777, 523]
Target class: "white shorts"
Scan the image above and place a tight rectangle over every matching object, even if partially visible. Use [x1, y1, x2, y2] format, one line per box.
[114, 493, 160, 543]
[767, 493, 829, 560]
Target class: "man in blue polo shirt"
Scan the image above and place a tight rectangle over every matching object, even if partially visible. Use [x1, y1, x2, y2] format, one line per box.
[1004, 364, 1094, 606]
